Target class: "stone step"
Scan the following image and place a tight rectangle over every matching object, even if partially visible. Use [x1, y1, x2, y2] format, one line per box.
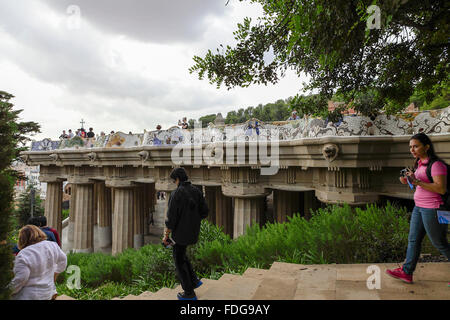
[55, 294, 76, 300]
[105, 262, 450, 301]
[200, 274, 262, 300]
[173, 278, 219, 299]
[412, 262, 450, 281]
[135, 291, 155, 300]
[150, 287, 178, 300]
[242, 268, 270, 280]
[251, 275, 298, 300]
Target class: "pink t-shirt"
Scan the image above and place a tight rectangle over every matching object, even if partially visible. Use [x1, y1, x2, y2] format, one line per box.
[414, 159, 447, 208]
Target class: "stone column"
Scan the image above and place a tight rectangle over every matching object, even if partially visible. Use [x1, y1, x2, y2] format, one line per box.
[143, 183, 156, 235]
[233, 197, 264, 239]
[112, 187, 134, 255]
[133, 186, 145, 249]
[142, 184, 150, 236]
[216, 190, 233, 237]
[73, 183, 95, 253]
[97, 182, 112, 248]
[67, 184, 77, 250]
[303, 190, 316, 220]
[44, 181, 63, 238]
[93, 182, 99, 225]
[204, 186, 217, 225]
[163, 191, 172, 222]
[273, 190, 301, 223]
[149, 183, 156, 214]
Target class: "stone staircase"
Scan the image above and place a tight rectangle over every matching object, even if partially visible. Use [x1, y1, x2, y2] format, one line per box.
[58, 261, 449, 300]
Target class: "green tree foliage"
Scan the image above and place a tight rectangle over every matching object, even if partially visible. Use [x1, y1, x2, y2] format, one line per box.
[225, 98, 292, 124]
[190, 0, 449, 115]
[409, 80, 450, 111]
[0, 91, 40, 300]
[14, 184, 44, 227]
[198, 114, 217, 127]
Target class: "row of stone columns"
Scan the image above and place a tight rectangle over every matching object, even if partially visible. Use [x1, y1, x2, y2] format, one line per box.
[203, 188, 318, 239]
[273, 190, 317, 222]
[45, 180, 318, 254]
[44, 181, 156, 255]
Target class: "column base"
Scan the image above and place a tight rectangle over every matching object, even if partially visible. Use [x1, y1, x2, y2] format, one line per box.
[134, 234, 144, 249]
[72, 248, 94, 254]
[98, 226, 112, 248]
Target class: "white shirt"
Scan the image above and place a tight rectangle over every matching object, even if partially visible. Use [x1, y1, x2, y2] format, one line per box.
[10, 241, 67, 300]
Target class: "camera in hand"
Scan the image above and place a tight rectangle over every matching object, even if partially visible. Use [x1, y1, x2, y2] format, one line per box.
[400, 168, 415, 189]
[161, 237, 175, 249]
[400, 168, 408, 177]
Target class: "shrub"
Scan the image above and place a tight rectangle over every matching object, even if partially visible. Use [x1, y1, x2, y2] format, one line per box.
[195, 202, 410, 269]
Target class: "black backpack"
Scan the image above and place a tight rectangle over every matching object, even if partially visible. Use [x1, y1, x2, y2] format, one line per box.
[425, 158, 450, 210]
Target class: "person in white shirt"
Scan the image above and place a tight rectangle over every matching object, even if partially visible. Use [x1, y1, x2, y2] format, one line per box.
[68, 129, 74, 139]
[9, 225, 67, 300]
[288, 110, 300, 120]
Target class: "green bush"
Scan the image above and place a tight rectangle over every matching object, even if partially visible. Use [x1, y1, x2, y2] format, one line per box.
[194, 202, 410, 271]
[62, 209, 70, 221]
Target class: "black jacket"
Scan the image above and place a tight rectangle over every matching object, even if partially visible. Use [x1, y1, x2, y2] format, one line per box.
[165, 181, 208, 245]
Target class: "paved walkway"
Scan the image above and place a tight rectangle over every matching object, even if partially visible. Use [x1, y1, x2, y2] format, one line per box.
[57, 261, 449, 300]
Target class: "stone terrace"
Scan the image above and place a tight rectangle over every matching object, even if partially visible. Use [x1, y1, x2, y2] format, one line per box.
[57, 262, 450, 300]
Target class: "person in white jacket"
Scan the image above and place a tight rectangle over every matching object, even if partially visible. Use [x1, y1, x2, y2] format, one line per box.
[9, 225, 67, 300]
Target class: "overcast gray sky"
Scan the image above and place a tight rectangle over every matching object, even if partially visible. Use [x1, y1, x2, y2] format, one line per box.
[0, 0, 306, 141]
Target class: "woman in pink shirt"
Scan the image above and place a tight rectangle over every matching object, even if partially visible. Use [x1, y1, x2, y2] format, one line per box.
[387, 133, 449, 283]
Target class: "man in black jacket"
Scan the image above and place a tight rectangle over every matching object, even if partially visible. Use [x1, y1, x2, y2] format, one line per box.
[163, 167, 208, 300]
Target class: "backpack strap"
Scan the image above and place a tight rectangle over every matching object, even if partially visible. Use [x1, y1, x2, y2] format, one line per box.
[425, 158, 438, 183]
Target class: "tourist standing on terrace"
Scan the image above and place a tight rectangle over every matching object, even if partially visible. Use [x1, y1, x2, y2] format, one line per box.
[288, 110, 300, 120]
[59, 130, 68, 139]
[178, 117, 189, 129]
[87, 127, 95, 138]
[164, 167, 209, 300]
[80, 128, 87, 138]
[9, 225, 67, 300]
[67, 129, 74, 138]
[387, 132, 450, 283]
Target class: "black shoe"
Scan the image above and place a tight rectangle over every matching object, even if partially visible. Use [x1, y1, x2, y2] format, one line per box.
[177, 292, 197, 300]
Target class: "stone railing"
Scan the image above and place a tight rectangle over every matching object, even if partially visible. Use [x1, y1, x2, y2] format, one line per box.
[29, 106, 450, 151]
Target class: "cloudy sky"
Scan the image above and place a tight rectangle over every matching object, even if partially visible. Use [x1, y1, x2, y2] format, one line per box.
[0, 0, 306, 141]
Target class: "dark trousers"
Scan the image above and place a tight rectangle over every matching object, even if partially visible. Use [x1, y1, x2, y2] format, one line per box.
[172, 244, 199, 295]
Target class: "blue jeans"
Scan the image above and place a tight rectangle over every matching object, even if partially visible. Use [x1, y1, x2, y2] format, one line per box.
[402, 206, 450, 275]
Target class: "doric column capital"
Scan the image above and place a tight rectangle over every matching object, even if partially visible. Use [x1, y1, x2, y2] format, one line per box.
[105, 179, 135, 188]
[39, 175, 65, 183]
[221, 184, 269, 198]
[155, 181, 177, 192]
